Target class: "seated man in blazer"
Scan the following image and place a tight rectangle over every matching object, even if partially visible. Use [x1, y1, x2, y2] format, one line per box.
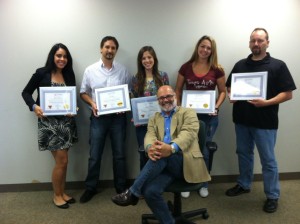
[112, 85, 210, 224]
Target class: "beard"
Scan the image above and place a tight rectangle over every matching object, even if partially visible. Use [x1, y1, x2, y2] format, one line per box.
[104, 53, 114, 60]
[251, 47, 261, 55]
[159, 99, 177, 112]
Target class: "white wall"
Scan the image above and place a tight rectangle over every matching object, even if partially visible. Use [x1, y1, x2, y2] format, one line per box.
[0, 0, 299, 184]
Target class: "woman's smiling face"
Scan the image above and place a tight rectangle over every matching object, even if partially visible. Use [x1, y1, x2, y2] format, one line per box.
[54, 48, 68, 70]
[141, 51, 154, 71]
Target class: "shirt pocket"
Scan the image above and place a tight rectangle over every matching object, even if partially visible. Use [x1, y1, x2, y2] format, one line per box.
[191, 150, 202, 158]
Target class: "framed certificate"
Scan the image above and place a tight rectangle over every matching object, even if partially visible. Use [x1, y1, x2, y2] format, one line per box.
[230, 72, 268, 100]
[131, 96, 161, 125]
[95, 84, 131, 115]
[182, 90, 216, 114]
[39, 86, 77, 116]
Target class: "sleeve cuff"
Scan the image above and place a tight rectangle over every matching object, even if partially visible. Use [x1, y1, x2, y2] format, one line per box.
[145, 144, 151, 153]
[171, 143, 180, 153]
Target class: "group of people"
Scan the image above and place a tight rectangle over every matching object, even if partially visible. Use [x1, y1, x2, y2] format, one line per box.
[22, 27, 296, 223]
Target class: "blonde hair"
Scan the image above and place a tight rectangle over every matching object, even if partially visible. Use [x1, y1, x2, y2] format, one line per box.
[188, 35, 223, 71]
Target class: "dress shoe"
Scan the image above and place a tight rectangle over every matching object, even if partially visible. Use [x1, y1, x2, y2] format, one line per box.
[199, 187, 209, 198]
[111, 189, 139, 206]
[65, 197, 76, 204]
[181, 192, 190, 198]
[263, 198, 278, 213]
[53, 201, 69, 209]
[225, 184, 250, 197]
[80, 190, 97, 203]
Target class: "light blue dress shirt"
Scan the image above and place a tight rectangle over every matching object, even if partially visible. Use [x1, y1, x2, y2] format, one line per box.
[161, 108, 180, 152]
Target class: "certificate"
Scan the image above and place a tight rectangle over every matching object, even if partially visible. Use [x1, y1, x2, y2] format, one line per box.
[39, 86, 77, 116]
[182, 90, 216, 114]
[131, 96, 161, 125]
[230, 72, 268, 100]
[95, 84, 131, 115]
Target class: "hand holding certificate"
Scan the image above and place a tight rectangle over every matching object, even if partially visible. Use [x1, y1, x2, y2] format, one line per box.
[39, 86, 77, 116]
[182, 90, 216, 114]
[95, 84, 131, 115]
[230, 72, 268, 100]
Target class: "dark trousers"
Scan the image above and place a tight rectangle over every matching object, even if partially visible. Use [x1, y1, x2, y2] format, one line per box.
[85, 113, 127, 193]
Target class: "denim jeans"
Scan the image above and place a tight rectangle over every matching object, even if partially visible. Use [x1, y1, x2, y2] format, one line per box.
[130, 153, 184, 224]
[85, 113, 127, 193]
[135, 125, 148, 170]
[235, 124, 280, 199]
[197, 114, 219, 188]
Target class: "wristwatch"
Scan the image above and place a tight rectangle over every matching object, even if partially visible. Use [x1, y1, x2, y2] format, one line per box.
[170, 144, 176, 154]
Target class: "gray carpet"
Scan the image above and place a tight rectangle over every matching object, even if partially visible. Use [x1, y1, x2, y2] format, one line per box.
[1, 180, 300, 224]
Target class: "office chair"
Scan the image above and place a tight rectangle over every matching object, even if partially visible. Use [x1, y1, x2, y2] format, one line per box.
[206, 141, 218, 172]
[142, 120, 214, 224]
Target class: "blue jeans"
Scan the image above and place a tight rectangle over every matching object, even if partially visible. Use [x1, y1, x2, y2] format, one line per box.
[85, 113, 127, 193]
[130, 153, 184, 224]
[135, 125, 148, 170]
[235, 124, 280, 199]
[197, 114, 218, 188]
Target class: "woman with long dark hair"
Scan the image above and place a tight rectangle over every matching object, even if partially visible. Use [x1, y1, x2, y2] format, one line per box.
[131, 46, 169, 170]
[22, 43, 78, 209]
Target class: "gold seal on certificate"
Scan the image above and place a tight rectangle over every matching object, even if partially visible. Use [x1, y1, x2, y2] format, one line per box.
[131, 96, 161, 125]
[182, 90, 216, 114]
[39, 86, 77, 116]
[230, 72, 268, 100]
[95, 84, 131, 115]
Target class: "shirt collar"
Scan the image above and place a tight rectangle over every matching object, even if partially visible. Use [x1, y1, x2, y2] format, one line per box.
[160, 106, 178, 117]
[247, 52, 270, 65]
[100, 58, 115, 71]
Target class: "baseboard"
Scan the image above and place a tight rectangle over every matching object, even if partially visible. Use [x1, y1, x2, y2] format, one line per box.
[210, 172, 300, 183]
[0, 172, 299, 192]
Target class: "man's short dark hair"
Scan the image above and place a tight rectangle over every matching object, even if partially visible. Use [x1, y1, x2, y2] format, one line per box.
[100, 36, 119, 50]
[251, 28, 269, 40]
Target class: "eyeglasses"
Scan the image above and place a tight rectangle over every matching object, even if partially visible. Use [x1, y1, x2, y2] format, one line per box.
[157, 94, 174, 101]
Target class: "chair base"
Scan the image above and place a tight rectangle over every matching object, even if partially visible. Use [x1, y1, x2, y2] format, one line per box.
[141, 197, 209, 224]
[142, 208, 209, 224]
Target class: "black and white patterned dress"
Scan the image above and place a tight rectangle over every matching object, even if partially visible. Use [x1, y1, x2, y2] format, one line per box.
[37, 82, 78, 151]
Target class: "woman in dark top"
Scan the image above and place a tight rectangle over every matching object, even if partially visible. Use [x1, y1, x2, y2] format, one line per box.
[175, 36, 226, 198]
[22, 43, 78, 209]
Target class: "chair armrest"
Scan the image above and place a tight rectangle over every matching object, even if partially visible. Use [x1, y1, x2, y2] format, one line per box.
[206, 141, 218, 152]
